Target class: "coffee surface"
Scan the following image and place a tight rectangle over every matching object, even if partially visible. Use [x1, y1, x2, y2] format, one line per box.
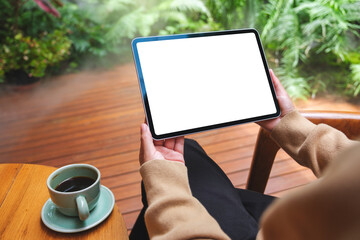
[55, 176, 95, 192]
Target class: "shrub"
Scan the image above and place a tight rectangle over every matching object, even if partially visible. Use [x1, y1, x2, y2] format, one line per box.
[0, 30, 71, 82]
[0, 0, 71, 83]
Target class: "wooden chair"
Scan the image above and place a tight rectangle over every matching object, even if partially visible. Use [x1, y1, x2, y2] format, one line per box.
[246, 111, 360, 193]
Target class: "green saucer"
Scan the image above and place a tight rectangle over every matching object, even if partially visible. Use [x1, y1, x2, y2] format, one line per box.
[41, 185, 115, 233]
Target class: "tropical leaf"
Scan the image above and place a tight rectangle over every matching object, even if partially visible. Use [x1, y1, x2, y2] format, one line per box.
[243, 0, 260, 28]
[275, 67, 310, 100]
[105, 8, 147, 43]
[261, 0, 286, 40]
[160, 11, 188, 24]
[101, 0, 133, 13]
[169, 0, 210, 16]
[204, 0, 246, 29]
[296, 0, 360, 60]
[349, 64, 360, 96]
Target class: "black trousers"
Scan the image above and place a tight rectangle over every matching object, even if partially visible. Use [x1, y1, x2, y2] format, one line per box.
[130, 139, 275, 240]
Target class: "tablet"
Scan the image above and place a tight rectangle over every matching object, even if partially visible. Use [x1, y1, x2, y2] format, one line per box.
[132, 29, 280, 140]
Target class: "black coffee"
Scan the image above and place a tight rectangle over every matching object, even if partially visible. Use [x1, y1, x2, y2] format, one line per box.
[55, 176, 95, 192]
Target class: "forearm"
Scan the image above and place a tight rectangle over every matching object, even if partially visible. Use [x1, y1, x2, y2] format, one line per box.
[140, 160, 230, 240]
[270, 111, 356, 176]
[260, 142, 360, 240]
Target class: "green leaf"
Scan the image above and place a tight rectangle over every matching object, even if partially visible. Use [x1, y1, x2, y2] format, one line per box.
[15, 33, 22, 40]
[169, 0, 210, 16]
[350, 64, 360, 96]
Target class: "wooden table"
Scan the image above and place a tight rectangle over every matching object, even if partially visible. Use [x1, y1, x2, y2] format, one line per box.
[0, 164, 129, 239]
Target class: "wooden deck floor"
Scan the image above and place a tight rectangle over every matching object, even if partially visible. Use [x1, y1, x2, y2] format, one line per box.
[1, 64, 359, 232]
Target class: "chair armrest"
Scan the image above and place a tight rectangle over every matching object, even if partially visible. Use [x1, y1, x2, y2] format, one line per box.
[301, 111, 360, 140]
[246, 128, 280, 193]
[246, 111, 360, 193]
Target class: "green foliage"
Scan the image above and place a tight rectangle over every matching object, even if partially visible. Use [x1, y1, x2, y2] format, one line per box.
[156, 0, 215, 34]
[2, 0, 360, 100]
[51, 0, 215, 67]
[17, 1, 58, 38]
[256, 0, 360, 99]
[58, 2, 110, 61]
[0, 30, 71, 81]
[205, 0, 246, 30]
[275, 67, 311, 100]
[0, 0, 215, 81]
[203, 0, 360, 99]
[0, 0, 70, 83]
[349, 64, 360, 96]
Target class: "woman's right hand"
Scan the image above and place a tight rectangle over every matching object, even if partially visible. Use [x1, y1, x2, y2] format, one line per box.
[257, 69, 295, 132]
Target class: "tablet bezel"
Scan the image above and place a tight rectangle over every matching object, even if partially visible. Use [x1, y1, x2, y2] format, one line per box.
[132, 28, 280, 140]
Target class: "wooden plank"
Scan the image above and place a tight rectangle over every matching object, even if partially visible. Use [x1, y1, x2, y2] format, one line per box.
[117, 196, 143, 215]
[101, 171, 141, 190]
[0, 94, 141, 131]
[264, 169, 317, 195]
[228, 158, 306, 186]
[111, 182, 142, 201]
[270, 184, 308, 197]
[122, 211, 141, 231]
[0, 110, 144, 150]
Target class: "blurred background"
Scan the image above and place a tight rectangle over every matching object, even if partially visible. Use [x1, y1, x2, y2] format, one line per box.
[1, 0, 360, 100]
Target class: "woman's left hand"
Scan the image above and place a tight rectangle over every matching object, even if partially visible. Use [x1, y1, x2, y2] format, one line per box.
[139, 123, 185, 165]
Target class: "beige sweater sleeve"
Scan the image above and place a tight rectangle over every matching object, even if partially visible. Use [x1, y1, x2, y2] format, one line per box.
[259, 111, 360, 240]
[270, 110, 356, 176]
[140, 160, 230, 240]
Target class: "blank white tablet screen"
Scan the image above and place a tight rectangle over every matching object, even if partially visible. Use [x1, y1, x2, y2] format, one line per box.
[136, 32, 277, 136]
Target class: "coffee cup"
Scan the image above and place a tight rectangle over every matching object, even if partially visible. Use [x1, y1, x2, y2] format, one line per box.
[47, 164, 101, 221]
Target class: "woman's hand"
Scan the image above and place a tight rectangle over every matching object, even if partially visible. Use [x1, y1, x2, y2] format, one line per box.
[139, 123, 185, 165]
[257, 69, 295, 132]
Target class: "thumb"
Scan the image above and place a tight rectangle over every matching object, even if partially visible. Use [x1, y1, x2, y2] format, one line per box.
[140, 123, 156, 162]
[270, 69, 287, 96]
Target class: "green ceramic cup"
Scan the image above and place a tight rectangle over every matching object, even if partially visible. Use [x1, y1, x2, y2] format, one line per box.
[47, 164, 101, 221]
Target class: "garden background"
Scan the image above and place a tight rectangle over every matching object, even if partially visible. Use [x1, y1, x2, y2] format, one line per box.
[1, 0, 360, 100]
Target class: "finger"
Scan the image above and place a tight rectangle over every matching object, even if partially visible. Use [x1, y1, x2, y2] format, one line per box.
[270, 69, 286, 94]
[164, 138, 176, 149]
[269, 69, 294, 116]
[140, 123, 157, 157]
[174, 137, 185, 155]
[269, 69, 280, 89]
